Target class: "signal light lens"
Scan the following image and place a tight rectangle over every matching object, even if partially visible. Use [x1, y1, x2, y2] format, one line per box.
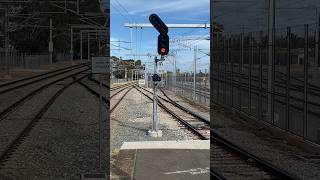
[161, 48, 166, 53]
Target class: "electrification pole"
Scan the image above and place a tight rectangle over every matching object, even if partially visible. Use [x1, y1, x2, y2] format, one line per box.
[173, 54, 176, 92]
[4, 7, 10, 78]
[87, 33, 90, 61]
[49, 18, 53, 64]
[267, 0, 275, 121]
[193, 46, 197, 100]
[70, 27, 73, 61]
[80, 31, 83, 61]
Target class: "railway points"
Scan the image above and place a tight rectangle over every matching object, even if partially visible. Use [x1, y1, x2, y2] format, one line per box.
[0, 0, 110, 179]
[0, 59, 110, 179]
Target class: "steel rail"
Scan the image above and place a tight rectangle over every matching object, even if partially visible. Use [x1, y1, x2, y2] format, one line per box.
[0, 74, 88, 169]
[0, 63, 88, 88]
[0, 68, 90, 121]
[0, 64, 89, 94]
[110, 81, 136, 91]
[77, 80, 110, 106]
[211, 130, 301, 180]
[138, 86, 300, 180]
[110, 87, 133, 113]
[141, 86, 210, 125]
[135, 86, 208, 140]
[88, 75, 110, 89]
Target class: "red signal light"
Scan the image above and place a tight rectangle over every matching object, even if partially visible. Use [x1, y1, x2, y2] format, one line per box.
[158, 34, 169, 55]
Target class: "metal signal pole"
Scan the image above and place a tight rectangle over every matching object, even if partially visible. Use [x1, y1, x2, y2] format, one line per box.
[152, 56, 159, 132]
[148, 56, 163, 137]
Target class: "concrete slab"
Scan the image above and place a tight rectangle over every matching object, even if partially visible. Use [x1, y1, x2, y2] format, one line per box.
[120, 140, 210, 150]
[134, 149, 209, 180]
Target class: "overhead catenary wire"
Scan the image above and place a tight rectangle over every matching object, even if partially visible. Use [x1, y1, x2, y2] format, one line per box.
[112, 0, 136, 23]
[110, 2, 132, 23]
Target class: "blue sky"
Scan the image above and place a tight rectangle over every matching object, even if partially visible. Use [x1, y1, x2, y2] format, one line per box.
[110, 0, 210, 73]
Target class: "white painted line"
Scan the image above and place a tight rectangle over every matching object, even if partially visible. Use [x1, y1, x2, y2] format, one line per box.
[164, 167, 209, 175]
[120, 140, 210, 150]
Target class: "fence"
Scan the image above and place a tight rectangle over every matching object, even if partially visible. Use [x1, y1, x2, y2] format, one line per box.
[111, 78, 129, 84]
[155, 71, 210, 107]
[0, 50, 72, 72]
[212, 23, 320, 145]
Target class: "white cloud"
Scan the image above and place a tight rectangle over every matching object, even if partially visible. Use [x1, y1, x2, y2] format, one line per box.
[112, 0, 209, 17]
[110, 37, 119, 42]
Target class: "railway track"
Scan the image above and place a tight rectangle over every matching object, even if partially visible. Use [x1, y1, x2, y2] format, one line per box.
[135, 85, 210, 140]
[88, 75, 110, 89]
[111, 81, 136, 91]
[0, 72, 89, 170]
[77, 76, 109, 106]
[75, 79, 135, 112]
[211, 130, 300, 180]
[0, 68, 90, 121]
[0, 63, 89, 95]
[110, 86, 133, 113]
[136, 86, 300, 180]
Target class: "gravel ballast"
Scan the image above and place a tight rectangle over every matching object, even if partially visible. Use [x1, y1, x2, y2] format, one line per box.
[211, 105, 320, 179]
[0, 79, 108, 179]
[110, 87, 198, 153]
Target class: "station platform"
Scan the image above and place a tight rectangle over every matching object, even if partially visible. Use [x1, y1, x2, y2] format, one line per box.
[111, 140, 210, 180]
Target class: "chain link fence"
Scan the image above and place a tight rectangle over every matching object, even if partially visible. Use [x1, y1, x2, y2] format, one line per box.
[212, 23, 320, 145]
[158, 70, 210, 107]
[0, 50, 72, 72]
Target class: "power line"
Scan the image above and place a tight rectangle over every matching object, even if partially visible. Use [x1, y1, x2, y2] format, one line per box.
[113, 0, 136, 23]
[110, 2, 132, 23]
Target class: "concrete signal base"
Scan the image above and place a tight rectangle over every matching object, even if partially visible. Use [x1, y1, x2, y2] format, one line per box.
[147, 130, 163, 137]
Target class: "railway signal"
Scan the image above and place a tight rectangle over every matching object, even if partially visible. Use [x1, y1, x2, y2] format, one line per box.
[149, 13, 170, 56]
[158, 34, 169, 55]
[152, 74, 161, 82]
[149, 13, 168, 35]
[148, 13, 170, 138]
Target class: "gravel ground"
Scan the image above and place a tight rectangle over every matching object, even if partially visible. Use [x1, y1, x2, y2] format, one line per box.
[211, 106, 320, 179]
[110, 88, 197, 154]
[0, 78, 66, 156]
[0, 80, 108, 179]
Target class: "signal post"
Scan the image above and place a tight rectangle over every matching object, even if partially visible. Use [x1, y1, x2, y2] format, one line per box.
[148, 14, 169, 137]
